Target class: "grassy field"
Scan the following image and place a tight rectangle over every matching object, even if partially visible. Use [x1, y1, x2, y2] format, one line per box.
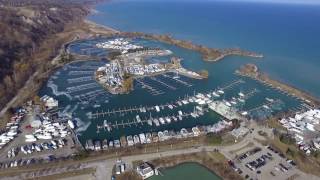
[31, 168, 96, 180]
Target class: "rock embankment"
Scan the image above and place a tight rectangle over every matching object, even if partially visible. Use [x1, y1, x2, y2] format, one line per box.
[236, 64, 320, 107]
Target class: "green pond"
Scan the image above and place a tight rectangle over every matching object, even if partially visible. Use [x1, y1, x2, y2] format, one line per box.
[149, 163, 221, 180]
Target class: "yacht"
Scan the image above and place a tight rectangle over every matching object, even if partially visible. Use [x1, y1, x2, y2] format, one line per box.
[153, 118, 160, 126]
[159, 117, 165, 125]
[126, 136, 134, 146]
[238, 92, 245, 97]
[165, 117, 171, 123]
[155, 106, 160, 112]
[266, 97, 274, 102]
[136, 115, 141, 123]
[217, 90, 225, 94]
[212, 91, 220, 97]
[133, 135, 140, 144]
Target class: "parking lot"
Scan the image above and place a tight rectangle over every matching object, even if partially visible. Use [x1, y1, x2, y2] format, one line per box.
[0, 110, 78, 169]
[229, 144, 303, 180]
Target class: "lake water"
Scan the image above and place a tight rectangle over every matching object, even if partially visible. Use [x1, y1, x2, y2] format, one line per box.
[149, 162, 221, 180]
[89, 0, 320, 98]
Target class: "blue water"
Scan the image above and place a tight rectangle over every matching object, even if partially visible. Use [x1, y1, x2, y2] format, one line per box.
[89, 0, 320, 98]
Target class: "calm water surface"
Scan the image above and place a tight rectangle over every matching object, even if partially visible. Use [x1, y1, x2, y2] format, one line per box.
[89, 1, 320, 98]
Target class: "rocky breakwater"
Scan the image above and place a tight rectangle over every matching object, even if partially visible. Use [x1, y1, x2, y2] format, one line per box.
[117, 32, 263, 62]
[236, 64, 320, 107]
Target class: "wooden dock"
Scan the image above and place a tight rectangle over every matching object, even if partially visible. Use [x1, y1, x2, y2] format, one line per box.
[96, 108, 209, 131]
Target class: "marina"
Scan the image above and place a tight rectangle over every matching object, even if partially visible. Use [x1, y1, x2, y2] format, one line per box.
[91, 78, 245, 119]
[37, 37, 304, 146]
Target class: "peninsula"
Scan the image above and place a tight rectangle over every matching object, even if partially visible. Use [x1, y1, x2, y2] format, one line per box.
[94, 38, 205, 94]
[236, 63, 320, 106]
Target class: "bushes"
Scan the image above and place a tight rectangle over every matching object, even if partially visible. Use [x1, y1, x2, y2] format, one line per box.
[279, 134, 295, 145]
[73, 150, 89, 160]
[286, 148, 295, 157]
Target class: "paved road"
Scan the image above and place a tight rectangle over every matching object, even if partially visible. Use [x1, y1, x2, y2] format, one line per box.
[1, 121, 319, 180]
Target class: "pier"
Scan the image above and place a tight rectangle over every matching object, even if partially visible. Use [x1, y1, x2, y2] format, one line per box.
[96, 108, 209, 130]
[149, 77, 177, 90]
[218, 79, 245, 91]
[67, 76, 93, 84]
[91, 79, 246, 119]
[91, 103, 174, 119]
[75, 89, 107, 103]
[68, 70, 95, 76]
[66, 82, 99, 93]
[136, 79, 164, 96]
[161, 73, 193, 87]
[246, 99, 282, 113]
[242, 88, 259, 100]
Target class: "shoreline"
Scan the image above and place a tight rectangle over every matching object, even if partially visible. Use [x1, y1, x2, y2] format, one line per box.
[81, 19, 263, 62]
[110, 31, 264, 62]
[149, 152, 240, 180]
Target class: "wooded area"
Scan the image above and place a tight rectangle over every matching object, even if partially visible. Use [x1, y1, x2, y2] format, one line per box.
[0, 0, 89, 110]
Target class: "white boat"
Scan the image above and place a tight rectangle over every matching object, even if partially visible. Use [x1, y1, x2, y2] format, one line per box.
[178, 110, 183, 116]
[133, 135, 140, 144]
[155, 106, 160, 112]
[238, 92, 245, 97]
[225, 101, 232, 107]
[153, 119, 160, 126]
[139, 133, 146, 144]
[165, 117, 171, 123]
[25, 135, 35, 139]
[230, 100, 237, 105]
[136, 115, 141, 123]
[218, 90, 224, 94]
[109, 141, 114, 148]
[158, 131, 165, 141]
[25, 138, 37, 142]
[37, 134, 53, 140]
[182, 100, 189, 104]
[147, 119, 153, 126]
[127, 136, 134, 146]
[238, 98, 245, 103]
[159, 118, 165, 125]
[172, 116, 178, 122]
[68, 120, 75, 129]
[266, 97, 274, 102]
[263, 105, 270, 109]
[212, 92, 220, 97]
[241, 111, 248, 116]
[168, 105, 174, 109]
[146, 133, 152, 143]
[114, 140, 121, 148]
[191, 112, 197, 118]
